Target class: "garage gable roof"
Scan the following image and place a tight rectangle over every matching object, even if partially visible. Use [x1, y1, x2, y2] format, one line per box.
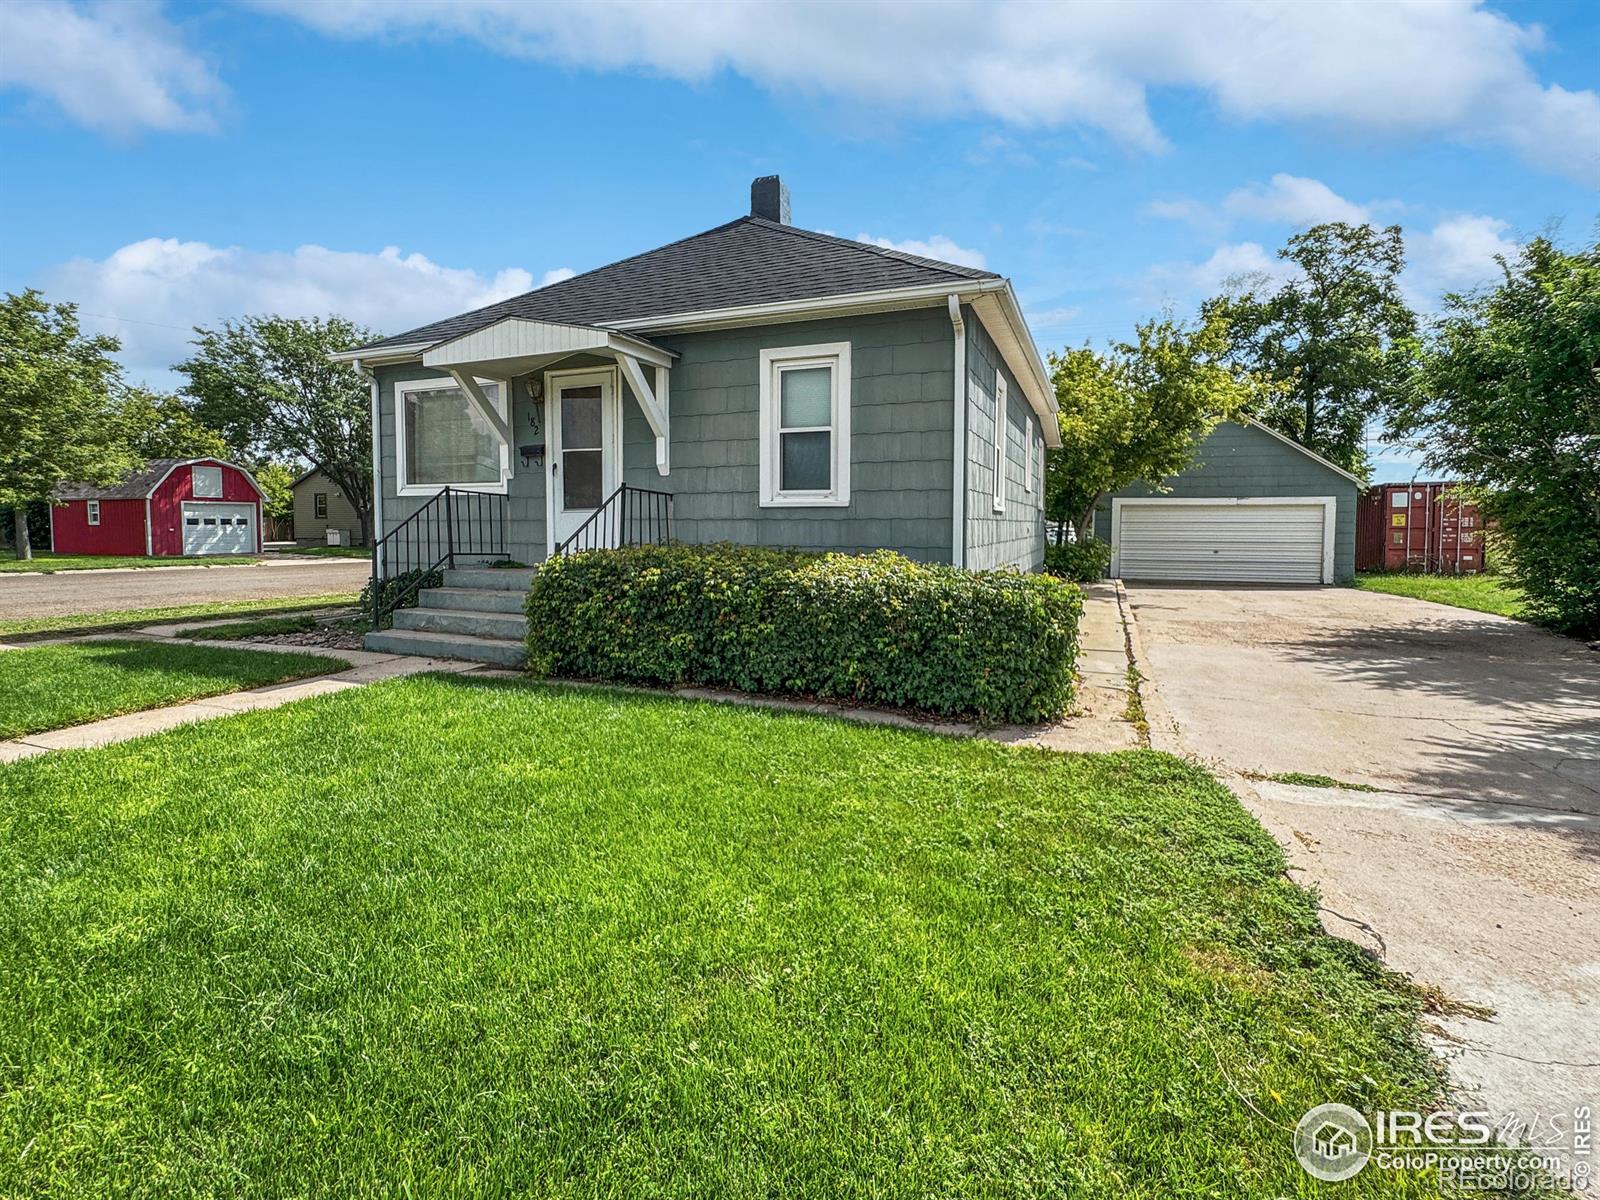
[1240, 417, 1365, 485]
[54, 458, 265, 502]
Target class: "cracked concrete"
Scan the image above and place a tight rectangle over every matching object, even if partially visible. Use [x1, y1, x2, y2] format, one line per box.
[1124, 583, 1600, 1167]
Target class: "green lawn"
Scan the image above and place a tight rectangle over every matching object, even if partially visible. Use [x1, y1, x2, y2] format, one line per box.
[0, 639, 346, 739]
[175, 613, 325, 640]
[0, 551, 260, 573]
[0, 676, 1455, 1196]
[0, 594, 359, 638]
[1354, 571, 1527, 620]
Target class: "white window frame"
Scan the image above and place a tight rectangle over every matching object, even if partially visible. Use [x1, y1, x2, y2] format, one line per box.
[393, 376, 511, 496]
[86, 500, 101, 526]
[992, 372, 1007, 513]
[191, 465, 223, 498]
[1024, 415, 1034, 494]
[758, 341, 851, 507]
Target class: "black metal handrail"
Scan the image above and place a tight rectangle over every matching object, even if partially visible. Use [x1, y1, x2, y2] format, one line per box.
[370, 486, 508, 627]
[555, 483, 673, 557]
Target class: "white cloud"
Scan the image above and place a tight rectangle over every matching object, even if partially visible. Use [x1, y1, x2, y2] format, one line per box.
[251, 0, 1600, 183]
[1223, 174, 1371, 227]
[46, 238, 544, 386]
[1143, 197, 1223, 231]
[539, 266, 577, 286]
[1407, 214, 1519, 293]
[856, 233, 987, 269]
[0, 0, 226, 136]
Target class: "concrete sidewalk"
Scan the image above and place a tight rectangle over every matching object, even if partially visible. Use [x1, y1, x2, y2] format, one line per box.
[0, 638, 488, 763]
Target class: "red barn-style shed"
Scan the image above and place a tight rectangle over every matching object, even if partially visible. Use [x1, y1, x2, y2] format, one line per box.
[52, 458, 265, 557]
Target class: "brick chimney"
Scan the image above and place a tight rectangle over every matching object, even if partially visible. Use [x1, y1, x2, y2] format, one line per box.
[750, 175, 791, 224]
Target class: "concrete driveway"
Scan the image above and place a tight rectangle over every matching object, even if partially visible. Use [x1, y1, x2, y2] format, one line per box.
[1124, 584, 1600, 1168]
[0, 558, 371, 619]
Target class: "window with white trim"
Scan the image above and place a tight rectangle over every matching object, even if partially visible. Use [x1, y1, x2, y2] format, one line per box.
[191, 465, 223, 497]
[395, 377, 509, 494]
[992, 373, 1007, 513]
[759, 342, 851, 507]
[87, 500, 100, 526]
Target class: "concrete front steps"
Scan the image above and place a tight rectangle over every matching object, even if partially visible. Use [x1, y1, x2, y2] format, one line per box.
[363, 567, 534, 667]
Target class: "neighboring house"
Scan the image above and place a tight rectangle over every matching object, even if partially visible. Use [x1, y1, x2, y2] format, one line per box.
[1094, 418, 1361, 584]
[52, 458, 264, 557]
[335, 176, 1057, 590]
[290, 465, 369, 546]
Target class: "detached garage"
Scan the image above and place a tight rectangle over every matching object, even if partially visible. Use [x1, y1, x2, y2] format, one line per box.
[1094, 419, 1361, 584]
[52, 458, 264, 558]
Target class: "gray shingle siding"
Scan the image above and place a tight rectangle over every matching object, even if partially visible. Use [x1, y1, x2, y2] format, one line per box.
[962, 308, 1045, 571]
[1092, 420, 1358, 582]
[375, 306, 958, 564]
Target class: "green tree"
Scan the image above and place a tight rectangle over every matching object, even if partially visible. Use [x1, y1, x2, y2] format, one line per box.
[1046, 311, 1259, 538]
[253, 461, 297, 527]
[0, 290, 135, 559]
[177, 315, 377, 544]
[1207, 222, 1418, 475]
[1389, 237, 1600, 637]
[120, 386, 229, 460]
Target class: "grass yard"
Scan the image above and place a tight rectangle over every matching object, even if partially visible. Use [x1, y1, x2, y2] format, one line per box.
[0, 593, 358, 639]
[1354, 571, 1527, 620]
[0, 676, 1457, 1196]
[0, 551, 260, 573]
[0, 639, 346, 739]
[175, 613, 324, 640]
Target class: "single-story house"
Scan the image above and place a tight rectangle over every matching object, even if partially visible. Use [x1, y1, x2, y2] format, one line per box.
[52, 458, 264, 557]
[290, 465, 369, 546]
[336, 176, 1060, 659]
[1094, 418, 1361, 584]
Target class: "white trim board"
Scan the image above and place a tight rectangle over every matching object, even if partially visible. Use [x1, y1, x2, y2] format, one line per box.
[1109, 495, 1338, 585]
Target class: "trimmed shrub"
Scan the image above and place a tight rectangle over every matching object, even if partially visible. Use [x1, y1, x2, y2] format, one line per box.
[525, 544, 1082, 723]
[1045, 537, 1112, 582]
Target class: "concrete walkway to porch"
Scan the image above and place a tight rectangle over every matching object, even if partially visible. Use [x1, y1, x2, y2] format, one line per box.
[0, 621, 494, 763]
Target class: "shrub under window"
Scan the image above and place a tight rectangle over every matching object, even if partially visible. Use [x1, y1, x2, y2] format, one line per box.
[525, 544, 1082, 723]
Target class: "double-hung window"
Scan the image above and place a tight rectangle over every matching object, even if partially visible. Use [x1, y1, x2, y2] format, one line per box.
[87, 500, 101, 526]
[759, 342, 851, 506]
[992, 373, 1008, 513]
[313, 493, 328, 519]
[395, 377, 509, 495]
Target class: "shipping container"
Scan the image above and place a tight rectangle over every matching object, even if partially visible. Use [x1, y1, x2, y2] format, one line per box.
[1355, 482, 1486, 574]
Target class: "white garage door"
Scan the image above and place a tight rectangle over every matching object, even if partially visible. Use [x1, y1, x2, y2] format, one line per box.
[1114, 500, 1331, 584]
[182, 503, 255, 555]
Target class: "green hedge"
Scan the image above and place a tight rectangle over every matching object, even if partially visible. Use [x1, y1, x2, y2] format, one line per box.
[525, 545, 1082, 723]
[1044, 538, 1112, 582]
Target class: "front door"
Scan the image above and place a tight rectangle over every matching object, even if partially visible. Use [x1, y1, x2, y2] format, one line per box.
[548, 368, 619, 551]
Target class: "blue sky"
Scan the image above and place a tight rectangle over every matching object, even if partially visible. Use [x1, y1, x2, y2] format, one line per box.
[2, 0, 1596, 480]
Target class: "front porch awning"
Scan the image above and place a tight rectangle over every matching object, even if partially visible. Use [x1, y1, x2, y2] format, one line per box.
[421, 317, 676, 476]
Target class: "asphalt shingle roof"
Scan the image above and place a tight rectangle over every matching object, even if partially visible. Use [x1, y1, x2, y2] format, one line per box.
[55, 458, 189, 501]
[358, 217, 998, 353]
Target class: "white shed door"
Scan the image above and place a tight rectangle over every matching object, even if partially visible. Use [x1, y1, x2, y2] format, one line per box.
[1116, 501, 1328, 583]
[182, 503, 255, 555]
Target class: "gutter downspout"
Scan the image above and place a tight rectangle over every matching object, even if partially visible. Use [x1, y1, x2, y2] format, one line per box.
[948, 295, 966, 570]
[352, 358, 383, 575]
